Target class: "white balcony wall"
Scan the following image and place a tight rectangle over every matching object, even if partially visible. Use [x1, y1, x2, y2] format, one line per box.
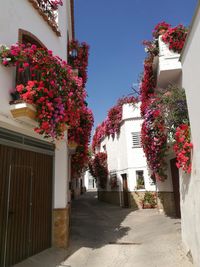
[180, 2, 200, 266]
[157, 36, 182, 88]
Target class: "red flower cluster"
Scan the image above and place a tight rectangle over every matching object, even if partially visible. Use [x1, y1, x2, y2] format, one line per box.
[88, 152, 108, 189]
[152, 21, 171, 38]
[92, 96, 137, 152]
[140, 57, 155, 116]
[141, 105, 168, 181]
[0, 43, 87, 139]
[162, 25, 188, 53]
[68, 40, 89, 87]
[69, 107, 94, 178]
[173, 124, 193, 174]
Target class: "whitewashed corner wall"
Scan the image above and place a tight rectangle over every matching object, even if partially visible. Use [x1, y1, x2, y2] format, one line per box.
[180, 3, 200, 265]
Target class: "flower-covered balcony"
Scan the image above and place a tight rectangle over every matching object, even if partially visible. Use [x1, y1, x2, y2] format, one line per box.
[28, 0, 63, 36]
[156, 36, 182, 88]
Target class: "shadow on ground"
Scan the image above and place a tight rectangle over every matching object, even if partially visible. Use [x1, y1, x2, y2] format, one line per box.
[65, 191, 132, 258]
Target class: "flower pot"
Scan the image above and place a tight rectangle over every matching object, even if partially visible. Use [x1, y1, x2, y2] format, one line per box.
[10, 101, 36, 121]
[142, 203, 154, 209]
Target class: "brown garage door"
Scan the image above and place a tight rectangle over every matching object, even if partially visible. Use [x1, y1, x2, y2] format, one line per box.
[0, 144, 53, 267]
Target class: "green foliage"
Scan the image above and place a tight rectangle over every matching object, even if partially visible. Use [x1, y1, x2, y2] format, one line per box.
[143, 191, 157, 207]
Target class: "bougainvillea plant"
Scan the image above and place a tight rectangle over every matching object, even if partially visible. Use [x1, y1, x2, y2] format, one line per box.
[140, 56, 156, 116]
[140, 22, 191, 179]
[69, 106, 94, 178]
[141, 101, 168, 181]
[67, 40, 93, 178]
[92, 96, 137, 152]
[152, 21, 171, 38]
[162, 24, 188, 53]
[88, 152, 108, 189]
[68, 40, 89, 88]
[174, 124, 192, 174]
[0, 43, 87, 139]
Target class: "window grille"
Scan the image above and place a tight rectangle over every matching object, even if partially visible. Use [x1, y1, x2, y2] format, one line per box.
[132, 132, 141, 148]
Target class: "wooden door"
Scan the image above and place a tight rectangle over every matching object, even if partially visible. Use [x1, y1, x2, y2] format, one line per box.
[0, 145, 12, 267]
[170, 158, 181, 218]
[122, 174, 129, 208]
[0, 144, 53, 266]
[5, 165, 32, 266]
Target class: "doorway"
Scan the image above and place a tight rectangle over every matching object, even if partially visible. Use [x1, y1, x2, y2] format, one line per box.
[0, 144, 53, 266]
[121, 174, 129, 208]
[170, 158, 181, 218]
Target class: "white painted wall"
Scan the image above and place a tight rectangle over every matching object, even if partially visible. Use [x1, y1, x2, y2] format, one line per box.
[180, 2, 200, 265]
[54, 136, 68, 208]
[99, 103, 156, 194]
[157, 35, 182, 88]
[84, 170, 97, 190]
[0, 0, 71, 209]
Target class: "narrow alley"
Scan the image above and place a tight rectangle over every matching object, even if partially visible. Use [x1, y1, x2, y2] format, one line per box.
[60, 192, 192, 267]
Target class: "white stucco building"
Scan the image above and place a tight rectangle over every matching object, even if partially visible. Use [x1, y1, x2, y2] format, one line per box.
[0, 1, 74, 266]
[180, 1, 200, 265]
[84, 170, 97, 191]
[97, 102, 156, 208]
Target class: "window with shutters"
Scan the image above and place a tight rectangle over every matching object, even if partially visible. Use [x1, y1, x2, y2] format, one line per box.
[131, 132, 141, 148]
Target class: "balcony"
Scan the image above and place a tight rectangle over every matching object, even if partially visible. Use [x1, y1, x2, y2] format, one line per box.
[28, 0, 61, 36]
[10, 101, 37, 127]
[156, 36, 182, 88]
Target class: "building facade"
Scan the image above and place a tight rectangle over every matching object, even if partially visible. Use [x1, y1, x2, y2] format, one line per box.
[84, 170, 97, 191]
[0, 1, 74, 266]
[97, 102, 156, 208]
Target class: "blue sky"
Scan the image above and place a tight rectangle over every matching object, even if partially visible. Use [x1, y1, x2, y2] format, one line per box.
[74, 0, 197, 129]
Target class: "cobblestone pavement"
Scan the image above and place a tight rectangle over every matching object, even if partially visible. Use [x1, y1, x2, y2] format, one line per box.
[60, 192, 192, 267]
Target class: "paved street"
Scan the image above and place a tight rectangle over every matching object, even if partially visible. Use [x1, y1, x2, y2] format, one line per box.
[60, 192, 192, 267]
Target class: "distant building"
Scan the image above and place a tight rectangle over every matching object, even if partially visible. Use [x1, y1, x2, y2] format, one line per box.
[96, 102, 156, 208]
[85, 170, 97, 191]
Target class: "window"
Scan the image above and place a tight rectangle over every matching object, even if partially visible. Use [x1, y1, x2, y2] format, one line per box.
[136, 170, 145, 189]
[103, 145, 106, 151]
[109, 173, 118, 189]
[16, 30, 45, 88]
[132, 132, 141, 148]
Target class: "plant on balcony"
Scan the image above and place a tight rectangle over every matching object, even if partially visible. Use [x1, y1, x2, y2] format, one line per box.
[34, 0, 63, 21]
[152, 21, 171, 38]
[0, 43, 87, 139]
[162, 24, 188, 53]
[88, 152, 108, 189]
[140, 22, 191, 179]
[68, 40, 89, 87]
[92, 96, 137, 152]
